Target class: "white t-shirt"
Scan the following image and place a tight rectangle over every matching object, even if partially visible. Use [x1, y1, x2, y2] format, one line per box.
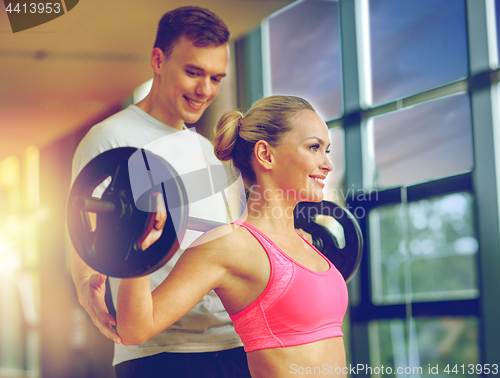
[71, 105, 244, 365]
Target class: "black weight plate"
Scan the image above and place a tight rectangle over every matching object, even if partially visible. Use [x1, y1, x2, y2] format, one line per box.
[294, 201, 363, 282]
[67, 147, 189, 278]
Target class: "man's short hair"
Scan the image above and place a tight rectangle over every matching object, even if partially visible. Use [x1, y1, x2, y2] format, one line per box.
[154, 6, 230, 59]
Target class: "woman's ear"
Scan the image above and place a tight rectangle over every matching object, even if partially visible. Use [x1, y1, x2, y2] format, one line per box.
[254, 140, 274, 170]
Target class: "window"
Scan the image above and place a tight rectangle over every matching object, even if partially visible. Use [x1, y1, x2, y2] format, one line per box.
[369, 93, 473, 189]
[495, 0, 500, 64]
[370, 192, 478, 304]
[324, 126, 345, 203]
[238, 0, 499, 373]
[0, 149, 40, 376]
[369, 0, 468, 105]
[268, 0, 342, 121]
[370, 317, 479, 376]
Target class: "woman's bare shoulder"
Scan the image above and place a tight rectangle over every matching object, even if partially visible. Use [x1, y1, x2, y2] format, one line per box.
[183, 222, 268, 293]
[188, 223, 251, 251]
[167, 224, 253, 284]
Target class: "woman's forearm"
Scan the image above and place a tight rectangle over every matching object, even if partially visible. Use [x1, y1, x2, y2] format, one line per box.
[116, 276, 154, 345]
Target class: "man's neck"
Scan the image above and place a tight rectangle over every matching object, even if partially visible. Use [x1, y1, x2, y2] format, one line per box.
[135, 95, 185, 131]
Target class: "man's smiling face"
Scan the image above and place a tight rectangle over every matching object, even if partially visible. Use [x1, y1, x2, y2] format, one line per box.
[155, 36, 228, 128]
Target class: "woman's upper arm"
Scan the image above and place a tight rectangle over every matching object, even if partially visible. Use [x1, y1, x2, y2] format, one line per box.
[148, 239, 229, 336]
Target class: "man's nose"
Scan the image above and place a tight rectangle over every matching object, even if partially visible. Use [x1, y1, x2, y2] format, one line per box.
[195, 77, 211, 98]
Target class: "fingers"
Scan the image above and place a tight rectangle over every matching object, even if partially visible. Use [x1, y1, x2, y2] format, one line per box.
[136, 192, 168, 251]
[94, 314, 122, 344]
[154, 193, 167, 231]
[96, 320, 122, 344]
[89, 272, 106, 288]
[296, 228, 313, 244]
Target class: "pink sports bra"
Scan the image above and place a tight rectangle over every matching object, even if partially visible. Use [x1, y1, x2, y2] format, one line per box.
[229, 221, 348, 353]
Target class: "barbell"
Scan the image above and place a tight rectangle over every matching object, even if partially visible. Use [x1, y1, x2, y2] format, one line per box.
[66, 147, 363, 281]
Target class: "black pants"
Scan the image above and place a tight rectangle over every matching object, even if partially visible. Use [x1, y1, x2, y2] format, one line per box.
[114, 347, 251, 378]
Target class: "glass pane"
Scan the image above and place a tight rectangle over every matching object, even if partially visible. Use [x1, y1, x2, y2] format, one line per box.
[369, 317, 479, 378]
[370, 93, 473, 189]
[317, 127, 347, 248]
[268, 0, 342, 121]
[496, 0, 500, 64]
[324, 127, 345, 204]
[0, 274, 24, 370]
[370, 192, 479, 304]
[369, 0, 468, 105]
[370, 203, 405, 302]
[0, 152, 40, 376]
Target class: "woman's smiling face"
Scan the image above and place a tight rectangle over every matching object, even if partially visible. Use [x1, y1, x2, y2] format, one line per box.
[271, 109, 333, 203]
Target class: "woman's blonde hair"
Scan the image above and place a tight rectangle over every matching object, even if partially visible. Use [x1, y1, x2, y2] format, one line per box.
[213, 95, 315, 187]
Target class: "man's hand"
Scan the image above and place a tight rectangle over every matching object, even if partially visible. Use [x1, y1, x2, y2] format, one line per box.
[296, 228, 313, 244]
[73, 192, 167, 344]
[82, 273, 122, 344]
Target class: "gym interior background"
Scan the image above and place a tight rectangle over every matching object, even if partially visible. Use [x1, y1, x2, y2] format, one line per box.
[1, 0, 499, 377]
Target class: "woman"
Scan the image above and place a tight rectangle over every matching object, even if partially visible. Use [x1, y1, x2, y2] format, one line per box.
[117, 96, 348, 377]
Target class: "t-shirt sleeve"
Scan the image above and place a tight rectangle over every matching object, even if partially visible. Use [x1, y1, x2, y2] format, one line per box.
[71, 120, 123, 185]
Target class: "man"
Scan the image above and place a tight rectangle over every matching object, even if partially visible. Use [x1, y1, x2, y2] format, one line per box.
[70, 7, 250, 377]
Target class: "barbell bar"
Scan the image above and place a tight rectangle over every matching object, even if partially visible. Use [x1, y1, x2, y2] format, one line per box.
[67, 147, 363, 281]
[72, 194, 227, 233]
